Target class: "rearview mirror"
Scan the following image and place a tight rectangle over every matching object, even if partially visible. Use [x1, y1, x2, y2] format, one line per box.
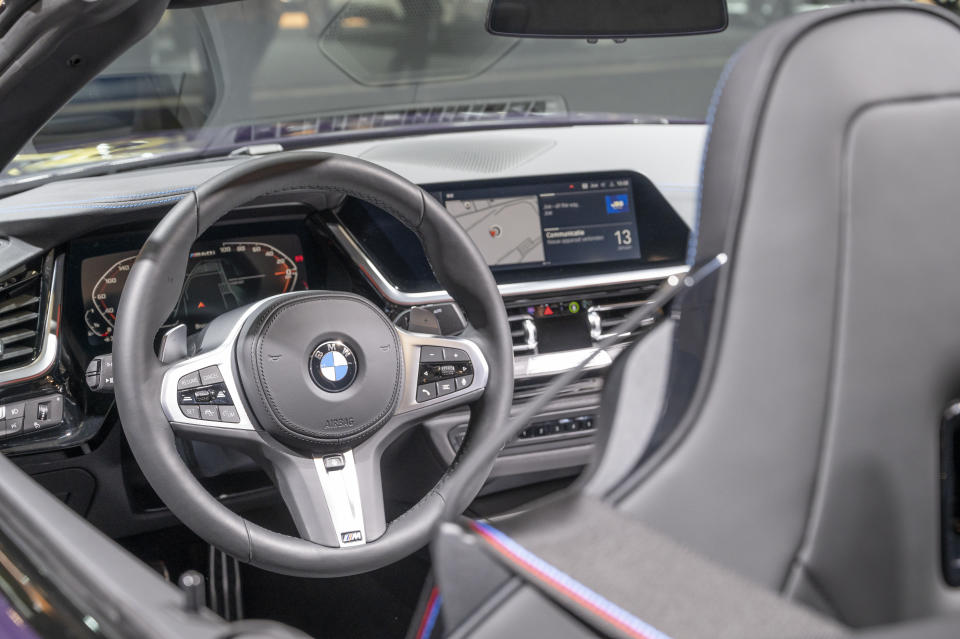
[486, 0, 728, 39]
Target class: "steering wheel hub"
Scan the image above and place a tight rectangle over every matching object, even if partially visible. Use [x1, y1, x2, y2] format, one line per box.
[236, 292, 402, 453]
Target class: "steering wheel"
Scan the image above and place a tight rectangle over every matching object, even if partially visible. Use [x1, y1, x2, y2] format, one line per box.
[113, 152, 513, 577]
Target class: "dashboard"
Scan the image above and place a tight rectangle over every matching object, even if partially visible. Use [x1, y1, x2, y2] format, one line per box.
[0, 123, 704, 537]
[80, 235, 306, 344]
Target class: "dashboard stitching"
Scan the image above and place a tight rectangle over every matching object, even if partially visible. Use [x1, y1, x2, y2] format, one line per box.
[0, 186, 197, 209]
[0, 195, 189, 214]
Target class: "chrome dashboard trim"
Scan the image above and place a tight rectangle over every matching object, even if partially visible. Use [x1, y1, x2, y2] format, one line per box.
[327, 222, 690, 306]
[0, 254, 62, 387]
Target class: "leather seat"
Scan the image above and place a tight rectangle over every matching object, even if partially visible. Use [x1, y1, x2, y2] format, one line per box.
[426, 3, 960, 638]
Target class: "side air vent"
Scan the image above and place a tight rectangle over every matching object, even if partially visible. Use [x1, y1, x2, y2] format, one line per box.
[509, 312, 537, 354]
[0, 259, 45, 370]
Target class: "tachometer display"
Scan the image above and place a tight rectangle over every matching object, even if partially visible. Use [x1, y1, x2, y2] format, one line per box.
[81, 236, 305, 343]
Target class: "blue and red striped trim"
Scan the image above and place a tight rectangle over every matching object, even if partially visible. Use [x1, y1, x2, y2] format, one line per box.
[470, 521, 672, 639]
[415, 586, 442, 639]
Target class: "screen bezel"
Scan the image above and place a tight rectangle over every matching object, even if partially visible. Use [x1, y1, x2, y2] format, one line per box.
[337, 170, 689, 293]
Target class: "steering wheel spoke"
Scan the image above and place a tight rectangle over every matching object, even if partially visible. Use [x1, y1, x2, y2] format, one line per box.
[261, 443, 386, 547]
[160, 314, 260, 435]
[389, 327, 490, 425]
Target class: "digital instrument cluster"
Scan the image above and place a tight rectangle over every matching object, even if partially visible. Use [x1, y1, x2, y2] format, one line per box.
[79, 235, 306, 344]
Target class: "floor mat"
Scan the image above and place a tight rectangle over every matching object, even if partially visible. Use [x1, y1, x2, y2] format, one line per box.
[240, 550, 431, 639]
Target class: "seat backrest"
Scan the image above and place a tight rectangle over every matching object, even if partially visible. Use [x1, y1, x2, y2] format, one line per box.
[590, 3, 960, 627]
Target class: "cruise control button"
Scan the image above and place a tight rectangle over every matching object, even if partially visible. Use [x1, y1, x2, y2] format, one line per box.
[212, 387, 232, 405]
[437, 379, 455, 397]
[442, 348, 469, 362]
[218, 405, 240, 423]
[417, 383, 438, 402]
[420, 346, 443, 362]
[177, 371, 202, 390]
[178, 391, 197, 405]
[454, 375, 473, 390]
[199, 406, 220, 421]
[180, 405, 201, 420]
[194, 389, 212, 403]
[199, 366, 224, 385]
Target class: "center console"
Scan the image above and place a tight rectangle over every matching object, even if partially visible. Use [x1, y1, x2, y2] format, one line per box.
[332, 170, 690, 488]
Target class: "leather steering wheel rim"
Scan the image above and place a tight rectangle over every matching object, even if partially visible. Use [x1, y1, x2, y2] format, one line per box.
[113, 152, 513, 577]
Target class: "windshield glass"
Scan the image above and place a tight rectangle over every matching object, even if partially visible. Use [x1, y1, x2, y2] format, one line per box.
[3, 0, 852, 186]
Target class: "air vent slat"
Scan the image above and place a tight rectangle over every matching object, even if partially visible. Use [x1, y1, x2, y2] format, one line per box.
[0, 310, 38, 331]
[0, 258, 46, 372]
[0, 328, 37, 345]
[508, 314, 537, 354]
[0, 293, 39, 316]
[0, 345, 34, 362]
[588, 290, 662, 342]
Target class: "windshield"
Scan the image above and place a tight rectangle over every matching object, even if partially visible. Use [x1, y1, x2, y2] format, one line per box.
[2, 0, 852, 186]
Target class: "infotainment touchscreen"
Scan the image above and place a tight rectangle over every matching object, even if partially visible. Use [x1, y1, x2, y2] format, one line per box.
[430, 177, 642, 270]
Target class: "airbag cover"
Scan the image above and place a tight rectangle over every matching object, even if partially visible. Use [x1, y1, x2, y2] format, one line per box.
[236, 292, 402, 452]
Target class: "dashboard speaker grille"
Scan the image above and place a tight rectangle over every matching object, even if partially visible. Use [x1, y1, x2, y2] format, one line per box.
[0, 259, 45, 370]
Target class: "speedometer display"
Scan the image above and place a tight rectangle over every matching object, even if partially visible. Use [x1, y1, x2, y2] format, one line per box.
[80, 235, 306, 343]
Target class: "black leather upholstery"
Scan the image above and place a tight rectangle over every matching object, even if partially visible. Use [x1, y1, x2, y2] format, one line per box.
[433, 3, 960, 637]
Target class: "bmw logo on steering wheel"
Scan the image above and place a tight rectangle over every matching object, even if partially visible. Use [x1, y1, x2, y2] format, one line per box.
[309, 341, 358, 393]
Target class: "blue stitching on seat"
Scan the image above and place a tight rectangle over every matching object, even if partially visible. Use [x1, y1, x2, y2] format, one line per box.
[689, 48, 744, 266]
[0, 195, 188, 214]
[473, 521, 673, 639]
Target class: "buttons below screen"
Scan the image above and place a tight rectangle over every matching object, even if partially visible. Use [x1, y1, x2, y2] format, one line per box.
[518, 415, 594, 439]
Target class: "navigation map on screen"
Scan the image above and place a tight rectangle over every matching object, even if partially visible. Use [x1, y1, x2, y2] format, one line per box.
[435, 177, 642, 270]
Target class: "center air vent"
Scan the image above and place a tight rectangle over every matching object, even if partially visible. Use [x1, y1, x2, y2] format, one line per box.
[587, 293, 657, 342]
[0, 257, 51, 375]
[506, 283, 664, 358]
[509, 312, 537, 354]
